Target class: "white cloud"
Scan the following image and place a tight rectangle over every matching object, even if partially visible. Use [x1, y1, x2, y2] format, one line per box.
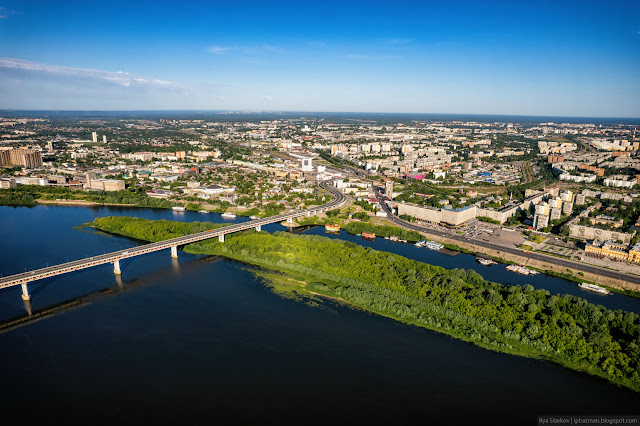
[208, 46, 231, 54]
[0, 7, 20, 19]
[0, 57, 181, 89]
[263, 95, 273, 101]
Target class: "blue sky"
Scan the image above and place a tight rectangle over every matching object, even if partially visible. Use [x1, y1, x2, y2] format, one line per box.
[0, 0, 638, 117]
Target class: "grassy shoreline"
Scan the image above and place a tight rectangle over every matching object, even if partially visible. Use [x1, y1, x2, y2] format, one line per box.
[299, 219, 640, 298]
[88, 216, 640, 393]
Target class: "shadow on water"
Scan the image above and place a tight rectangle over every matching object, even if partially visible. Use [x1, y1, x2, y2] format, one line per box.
[0, 255, 222, 334]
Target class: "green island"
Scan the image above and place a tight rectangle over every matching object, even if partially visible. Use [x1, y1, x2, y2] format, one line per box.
[89, 216, 640, 393]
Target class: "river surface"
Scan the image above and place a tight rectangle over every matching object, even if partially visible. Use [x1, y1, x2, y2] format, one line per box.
[0, 205, 638, 424]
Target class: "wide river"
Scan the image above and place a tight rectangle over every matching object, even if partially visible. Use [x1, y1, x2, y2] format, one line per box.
[0, 205, 638, 423]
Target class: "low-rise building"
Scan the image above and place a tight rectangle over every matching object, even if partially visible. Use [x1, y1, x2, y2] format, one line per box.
[0, 178, 16, 188]
[585, 241, 640, 263]
[87, 179, 125, 191]
[146, 189, 175, 199]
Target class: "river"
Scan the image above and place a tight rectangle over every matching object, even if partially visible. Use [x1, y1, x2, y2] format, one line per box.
[0, 205, 638, 423]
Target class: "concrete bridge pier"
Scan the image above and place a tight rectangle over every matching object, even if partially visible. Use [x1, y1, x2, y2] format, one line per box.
[113, 259, 122, 275]
[21, 282, 31, 301]
[171, 245, 178, 258]
[255, 225, 261, 232]
[219, 234, 225, 243]
[287, 217, 293, 224]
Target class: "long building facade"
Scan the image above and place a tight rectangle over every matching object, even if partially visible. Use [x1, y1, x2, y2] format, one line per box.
[585, 241, 640, 263]
[396, 191, 545, 226]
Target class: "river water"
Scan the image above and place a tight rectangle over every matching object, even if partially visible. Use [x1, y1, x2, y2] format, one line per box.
[0, 205, 638, 423]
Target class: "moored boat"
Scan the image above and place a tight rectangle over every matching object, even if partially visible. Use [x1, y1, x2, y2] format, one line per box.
[578, 282, 611, 295]
[389, 235, 399, 242]
[221, 212, 236, 219]
[325, 224, 340, 233]
[172, 206, 186, 212]
[199, 210, 209, 213]
[506, 264, 530, 275]
[361, 232, 376, 239]
[415, 240, 425, 247]
[476, 255, 496, 266]
[424, 241, 443, 251]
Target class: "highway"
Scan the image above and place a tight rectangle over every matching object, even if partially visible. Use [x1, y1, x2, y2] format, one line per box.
[0, 179, 346, 292]
[375, 190, 640, 287]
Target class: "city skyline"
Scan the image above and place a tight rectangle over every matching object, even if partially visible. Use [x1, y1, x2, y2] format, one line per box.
[0, 0, 639, 117]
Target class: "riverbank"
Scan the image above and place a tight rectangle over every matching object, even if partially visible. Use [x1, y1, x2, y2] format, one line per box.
[427, 233, 640, 294]
[297, 216, 640, 295]
[89, 216, 640, 393]
[37, 199, 150, 208]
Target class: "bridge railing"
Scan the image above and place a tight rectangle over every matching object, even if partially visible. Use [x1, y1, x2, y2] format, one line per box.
[0, 179, 347, 298]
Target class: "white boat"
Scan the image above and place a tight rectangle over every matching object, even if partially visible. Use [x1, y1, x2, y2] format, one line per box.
[476, 256, 496, 266]
[249, 215, 259, 220]
[221, 212, 236, 219]
[199, 210, 209, 214]
[415, 240, 425, 248]
[424, 241, 443, 251]
[578, 282, 611, 295]
[506, 264, 530, 275]
[172, 206, 186, 212]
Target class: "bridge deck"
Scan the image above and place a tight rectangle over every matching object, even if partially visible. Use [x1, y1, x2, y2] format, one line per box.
[0, 180, 345, 290]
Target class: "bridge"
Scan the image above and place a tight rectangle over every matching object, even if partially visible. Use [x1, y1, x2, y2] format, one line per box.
[0, 179, 346, 302]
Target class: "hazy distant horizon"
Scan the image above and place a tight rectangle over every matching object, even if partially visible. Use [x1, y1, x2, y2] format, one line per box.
[1, 109, 639, 124]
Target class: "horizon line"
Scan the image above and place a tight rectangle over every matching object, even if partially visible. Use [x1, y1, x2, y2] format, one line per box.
[0, 109, 639, 121]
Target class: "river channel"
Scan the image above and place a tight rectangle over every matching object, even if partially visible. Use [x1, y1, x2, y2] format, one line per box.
[0, 205, 638, 423]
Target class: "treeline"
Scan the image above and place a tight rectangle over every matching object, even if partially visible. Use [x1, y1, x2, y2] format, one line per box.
[84, 191, 175, 208]
[0, 193, 37, 206]
[90, 217, 640, 392]
[89, 216, 228, 242]
[1, 185, 175, 209]
[342, 222, 422, 242]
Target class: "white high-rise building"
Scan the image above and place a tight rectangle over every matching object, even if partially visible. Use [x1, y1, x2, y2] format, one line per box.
[92, 132, 97, 143]
[300, 157, 313, 172]
[102, 135, 107, 143]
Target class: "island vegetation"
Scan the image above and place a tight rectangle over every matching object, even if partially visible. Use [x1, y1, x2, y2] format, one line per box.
[89, 216, 640, 392]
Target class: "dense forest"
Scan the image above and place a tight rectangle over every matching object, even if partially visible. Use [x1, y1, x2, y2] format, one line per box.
[0, 192, 37, 206]
[89, 216, 640, 392]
